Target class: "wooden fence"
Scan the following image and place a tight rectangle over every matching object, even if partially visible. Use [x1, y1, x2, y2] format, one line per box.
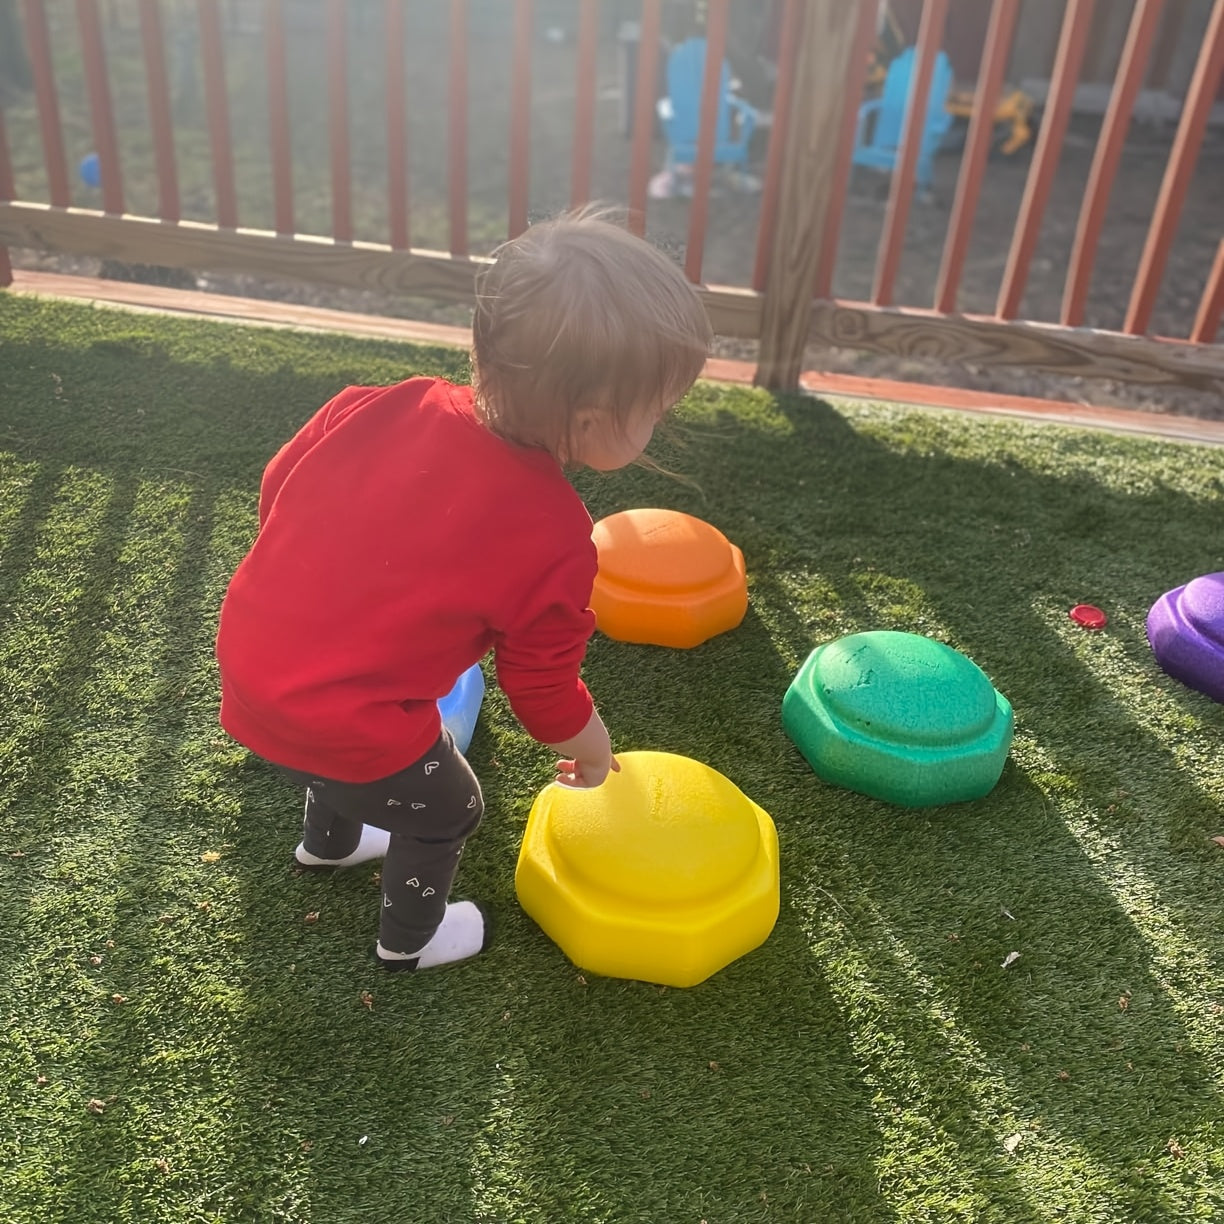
[0, 0, 1222, 396]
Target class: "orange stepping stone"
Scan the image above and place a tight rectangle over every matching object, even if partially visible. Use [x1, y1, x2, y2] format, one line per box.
[591, 509, 747, 648]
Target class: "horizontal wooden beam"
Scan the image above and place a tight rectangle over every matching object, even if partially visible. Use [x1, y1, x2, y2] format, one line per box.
[0, 202, 763, 338]
[5, 203, 1217, 393]
[809, 300, 1224, 393]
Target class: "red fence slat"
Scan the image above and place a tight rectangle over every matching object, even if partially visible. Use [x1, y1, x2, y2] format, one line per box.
[1125, 0, 1224, 336]
[1149, 0, 1192, 88]
[627, 0, 662, 237]
[1191, 239, 1224, 344]
[872, 0, 950, 307]
[570, 0, 599, 208]
[996, 0, 1096, 320]
[138, 0, 179, 222]
[0, 90, 15, 201]
[385, 0, 409, 249]
[813, 0, 881, 301]
[326, 0, 352, 243]
[197, 0, 239, 228]
[22, 0, 70, 207]
[1061, 0, 1166, 327]
[264, 0, 294, 236]
[449, 0, 469, 255]
[934, 0, 1021, 314]
[0, 98, 13, 280]
[76, 0, 125, 214]
[752, 0, 800, 292]
[508, 0, 533, 239]
[684, 0, 729, 284]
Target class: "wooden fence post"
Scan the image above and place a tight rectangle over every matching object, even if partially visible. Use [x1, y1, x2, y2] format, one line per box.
[754, 0, 863, 391]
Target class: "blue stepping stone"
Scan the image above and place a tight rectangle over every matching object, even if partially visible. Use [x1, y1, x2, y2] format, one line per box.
[438, 663, 485, 754]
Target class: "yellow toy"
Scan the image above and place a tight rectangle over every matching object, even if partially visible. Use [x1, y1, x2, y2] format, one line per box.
[515, 751, 779, 988]
[590, 508, 748, 649]
[945, 86, 1035, 157]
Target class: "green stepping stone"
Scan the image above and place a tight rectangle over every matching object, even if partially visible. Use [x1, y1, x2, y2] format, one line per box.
[782, 630, 1014, 808]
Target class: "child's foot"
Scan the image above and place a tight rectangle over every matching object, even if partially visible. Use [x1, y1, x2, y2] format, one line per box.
[294, 823, 390, 869]
[375, 901, 488, 972]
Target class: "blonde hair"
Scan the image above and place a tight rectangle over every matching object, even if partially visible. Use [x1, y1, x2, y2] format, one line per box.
[471, 209, 713, 464]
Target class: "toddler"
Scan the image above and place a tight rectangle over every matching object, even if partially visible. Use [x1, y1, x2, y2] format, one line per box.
[215, 211, 713, 971]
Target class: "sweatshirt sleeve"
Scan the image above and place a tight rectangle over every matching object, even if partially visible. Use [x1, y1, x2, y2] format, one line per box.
[493, 537, 598, 745]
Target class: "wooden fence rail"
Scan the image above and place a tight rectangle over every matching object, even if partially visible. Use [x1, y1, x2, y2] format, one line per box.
[0, 0, 1221, 394]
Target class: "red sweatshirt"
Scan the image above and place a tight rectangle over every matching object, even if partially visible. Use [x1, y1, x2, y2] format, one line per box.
[216, 378, 597, 782]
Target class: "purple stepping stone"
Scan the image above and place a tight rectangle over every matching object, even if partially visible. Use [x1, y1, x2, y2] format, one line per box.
[1146, 572, 1224, 704]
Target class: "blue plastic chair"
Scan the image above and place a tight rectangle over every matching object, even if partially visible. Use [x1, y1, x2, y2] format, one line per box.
[852, 48, 955, 191]
[438, 663, 485, 755]
[658, 36, 758, 170]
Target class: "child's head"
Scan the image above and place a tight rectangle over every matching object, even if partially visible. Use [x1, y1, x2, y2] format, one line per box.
[472, 209, 713, 469]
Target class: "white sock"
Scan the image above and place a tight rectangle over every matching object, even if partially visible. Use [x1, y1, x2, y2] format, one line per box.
[295, 823, 390, 869]
[376, 901, 487, 970]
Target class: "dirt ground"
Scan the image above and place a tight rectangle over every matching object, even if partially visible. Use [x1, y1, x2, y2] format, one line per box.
[8, 5, 1224, 418]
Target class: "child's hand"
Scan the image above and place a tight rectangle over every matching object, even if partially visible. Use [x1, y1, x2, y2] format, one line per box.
[554, 753, 620, 789]
[547, 709, 619, 788]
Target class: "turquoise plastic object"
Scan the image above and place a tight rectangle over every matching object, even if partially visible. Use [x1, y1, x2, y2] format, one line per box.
[782, 630, 1014, 808]
[851, 48, 955, 191]
[438, 663, 485, 754]
[660, 37, 758, 170]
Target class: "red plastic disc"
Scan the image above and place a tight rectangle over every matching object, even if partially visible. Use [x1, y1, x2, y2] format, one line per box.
[1069, 604, 1107, 630]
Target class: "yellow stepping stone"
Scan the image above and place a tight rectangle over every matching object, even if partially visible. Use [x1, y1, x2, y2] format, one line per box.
[515, 751, 779, 987]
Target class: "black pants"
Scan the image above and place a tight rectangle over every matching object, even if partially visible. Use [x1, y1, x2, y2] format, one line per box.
[281, 729, 484, 954]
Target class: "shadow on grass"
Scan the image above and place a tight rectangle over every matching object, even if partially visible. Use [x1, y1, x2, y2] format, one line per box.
[684, 393, 1224, 1217]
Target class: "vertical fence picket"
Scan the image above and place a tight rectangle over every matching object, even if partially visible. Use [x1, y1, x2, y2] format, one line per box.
[871, 0, 949, 307]
[1125, 0, 1224, 335]
[0, 102, 14, 201]
[76, 0, 125, 214]
[570, 0, 599, 209]
[1148, 0, 1192, 88]
[0, 104, 13, 285]
[934, 0, 1020, 314]
[198, 0, 239, 228]
[812, 0, 879, 301]
[264, 0, 294, 236]
[683, 0, 728, 284]
[386, 0, 409, 249]
[1191, 239, 1224, 344]
[22, 0, 70, 207]
[752, 0, 800, 293]
[996, 0, 1095, 320]
[449, 0, 469, 255]
[1062, 0, 1166, 327]
[627, 0, 662, 237]
[138, 0, 180, 222]
[326, 0, 352, 243]
[508, 0, 533, 239]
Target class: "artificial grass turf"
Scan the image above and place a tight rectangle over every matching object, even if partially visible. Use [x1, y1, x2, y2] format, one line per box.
[1, 293, 1222, 1224]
